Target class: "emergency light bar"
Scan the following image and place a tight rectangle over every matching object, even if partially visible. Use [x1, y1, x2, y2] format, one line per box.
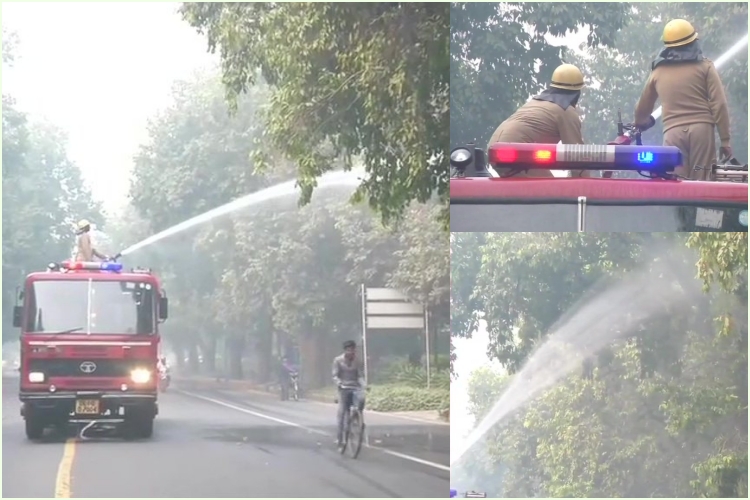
[488, 143, 682, 173]
[62, 261, 123, 272]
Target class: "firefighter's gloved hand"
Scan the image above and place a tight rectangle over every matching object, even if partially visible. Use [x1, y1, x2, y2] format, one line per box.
[719, 146, 733, 161]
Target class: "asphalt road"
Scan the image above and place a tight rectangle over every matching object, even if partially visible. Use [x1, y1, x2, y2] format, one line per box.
[2, 376, 448, 498]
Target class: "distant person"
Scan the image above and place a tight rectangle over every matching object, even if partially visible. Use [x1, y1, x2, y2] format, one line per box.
[634, 19, 731, 180]
[332, 340, 366, 447]
[74, 219, 108, 262]
[487, 63, 590, 178]
[278, 356, 297, 400]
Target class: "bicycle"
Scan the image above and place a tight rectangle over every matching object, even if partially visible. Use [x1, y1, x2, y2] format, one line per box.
[336, 385, 366, 458]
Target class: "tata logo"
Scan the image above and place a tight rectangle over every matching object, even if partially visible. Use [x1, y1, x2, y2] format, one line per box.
[79, 361, 97, 374]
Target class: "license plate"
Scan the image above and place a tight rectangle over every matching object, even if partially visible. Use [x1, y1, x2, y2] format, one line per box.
[75, 399, 100, 415]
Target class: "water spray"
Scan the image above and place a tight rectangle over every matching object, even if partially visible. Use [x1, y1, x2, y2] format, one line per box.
[115, 169, 363, 258]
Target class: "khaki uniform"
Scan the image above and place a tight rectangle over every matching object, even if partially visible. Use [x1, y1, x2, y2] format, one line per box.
[488, 99, 588, 178]
[75, 233, 101, 262]
[635, 59, 730, 180]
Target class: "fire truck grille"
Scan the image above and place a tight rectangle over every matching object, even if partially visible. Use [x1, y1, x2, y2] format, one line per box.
[28, 359, 150, 378]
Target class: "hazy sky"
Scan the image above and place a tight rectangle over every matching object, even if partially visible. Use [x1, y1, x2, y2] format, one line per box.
[451, 322, 502, 448]
[2, 2, 218, 216]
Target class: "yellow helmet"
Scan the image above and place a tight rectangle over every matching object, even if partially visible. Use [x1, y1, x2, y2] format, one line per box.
[76, 219, 91, 232]
[550, 64, 585, 91]
[663, 19, 698, 47]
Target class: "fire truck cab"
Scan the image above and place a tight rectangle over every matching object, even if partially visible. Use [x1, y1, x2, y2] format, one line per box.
[450, 143, 748, 232]
[13, 260, 168, 440]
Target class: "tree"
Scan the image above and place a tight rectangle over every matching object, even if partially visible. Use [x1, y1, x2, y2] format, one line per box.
[450, 2, 629, 147]
[455, 233, 748, 497]
[122, 67, 451, 391]
[2, 90, 101, 342]
[180, 2, 449, 226]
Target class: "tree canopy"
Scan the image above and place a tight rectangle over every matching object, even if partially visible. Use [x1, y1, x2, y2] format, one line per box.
[116, 70, 450, 411]
[451, 232, 748, 497]
[2, 35, 102, 342]
[180, 2, 449, 226]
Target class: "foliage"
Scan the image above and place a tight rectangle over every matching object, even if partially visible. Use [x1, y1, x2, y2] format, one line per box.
[2, 38, 102, 341]
[454, 232, 747, 497]
[450, 2, 628, 147]
[119, 70, 449, 391]
[180, 2, 449, 227]
[367, 384, 449, 413]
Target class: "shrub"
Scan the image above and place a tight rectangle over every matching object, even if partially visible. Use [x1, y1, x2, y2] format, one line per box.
[367, 384, 449, 412]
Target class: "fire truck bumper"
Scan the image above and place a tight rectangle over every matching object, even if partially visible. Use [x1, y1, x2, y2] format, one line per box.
[19, 391, 158, 423]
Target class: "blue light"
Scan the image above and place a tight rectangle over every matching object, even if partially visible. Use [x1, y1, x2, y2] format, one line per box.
[637, 151, 654, 164]
[100, 262, 123, 272]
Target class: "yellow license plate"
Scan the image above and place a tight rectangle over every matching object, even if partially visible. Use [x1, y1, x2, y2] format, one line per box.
[75, 399, 100, 415]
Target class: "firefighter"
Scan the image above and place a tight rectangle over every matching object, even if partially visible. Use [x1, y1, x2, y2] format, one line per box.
[74, 219, 108, 262]
[487, 63, 589, 178]
[634, 19, 731, 181]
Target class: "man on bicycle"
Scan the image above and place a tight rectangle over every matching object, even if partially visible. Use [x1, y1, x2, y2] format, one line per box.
[332, 340, 366, 447]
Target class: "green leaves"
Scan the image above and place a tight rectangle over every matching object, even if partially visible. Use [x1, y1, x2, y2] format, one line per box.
[181, 3, 448, 226]
[458, 233, 747, 497]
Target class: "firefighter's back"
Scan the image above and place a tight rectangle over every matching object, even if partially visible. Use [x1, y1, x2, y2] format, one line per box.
[652, 59, 719, 132]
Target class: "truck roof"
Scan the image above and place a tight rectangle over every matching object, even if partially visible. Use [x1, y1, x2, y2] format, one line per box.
[450, 177, 748, 206]
[26, 270, 161, 284]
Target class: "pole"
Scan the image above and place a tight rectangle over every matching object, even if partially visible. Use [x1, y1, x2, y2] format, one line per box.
[425, 306, 431, 389]
[361, 284, 369, 385]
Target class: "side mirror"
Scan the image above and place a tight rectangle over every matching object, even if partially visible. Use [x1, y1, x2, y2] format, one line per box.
[13, 306, 22, 328]
[159, 297, 168, 321]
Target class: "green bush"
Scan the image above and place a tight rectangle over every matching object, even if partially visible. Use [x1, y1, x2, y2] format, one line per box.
[367, 384, 449, 412]
[385, 361, 451, 390]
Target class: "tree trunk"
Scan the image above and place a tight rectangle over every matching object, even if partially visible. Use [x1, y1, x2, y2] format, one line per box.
[204, 335, 217, 374]
[227, 334, 245, 379]
[188, 343, 200, 374]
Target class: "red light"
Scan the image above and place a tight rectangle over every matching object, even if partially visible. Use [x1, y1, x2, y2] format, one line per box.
[71, 262, 84, 270]
[489, 147, 517, 163]
[488, 143, 557, 167]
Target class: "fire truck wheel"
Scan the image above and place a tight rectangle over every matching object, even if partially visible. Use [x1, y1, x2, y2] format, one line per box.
[129, 416, 154, 439]
[25, 418, 44, 440]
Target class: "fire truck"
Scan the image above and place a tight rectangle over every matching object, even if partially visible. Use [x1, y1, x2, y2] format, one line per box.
[449, 141, 748, 232]
[12, 260, 168, 440]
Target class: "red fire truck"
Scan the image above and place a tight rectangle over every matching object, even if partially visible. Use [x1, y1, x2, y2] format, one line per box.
[13, 260, 168, 440]
[450, 142, 748, 232]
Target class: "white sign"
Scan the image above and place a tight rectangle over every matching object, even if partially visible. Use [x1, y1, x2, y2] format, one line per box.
[365, 288, 411, 301]
[366, 315, 426, 329]
[366, 301, 424, 315]
[695, 208, 724, 229]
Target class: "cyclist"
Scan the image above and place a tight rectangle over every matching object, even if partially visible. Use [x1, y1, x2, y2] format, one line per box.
[332, 340, 366, 447]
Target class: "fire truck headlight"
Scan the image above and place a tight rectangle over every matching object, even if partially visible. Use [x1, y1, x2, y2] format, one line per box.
[28, 372, 45, 383]
[130, 368, 151, 384]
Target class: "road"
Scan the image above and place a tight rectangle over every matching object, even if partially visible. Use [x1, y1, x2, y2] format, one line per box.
[2, 376, 448, 498]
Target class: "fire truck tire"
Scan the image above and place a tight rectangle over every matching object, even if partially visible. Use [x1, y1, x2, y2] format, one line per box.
[25, 418, 44, 440]
[133, 417, 154, 438]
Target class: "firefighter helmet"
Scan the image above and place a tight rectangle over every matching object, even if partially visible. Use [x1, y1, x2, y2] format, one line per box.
[550, 64, 585, 91]
[662, 19, 698, 48]
[76, 219, 91, 233]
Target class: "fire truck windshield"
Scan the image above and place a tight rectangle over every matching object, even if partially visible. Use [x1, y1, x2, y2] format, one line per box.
[24, 280, 156, 335]
[450, 203, 749, 232]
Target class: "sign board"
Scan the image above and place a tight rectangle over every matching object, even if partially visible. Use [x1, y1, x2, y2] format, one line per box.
[366, 301, 424, 315]
[365, 288, 411, 301]
[366, 315, 425, 329]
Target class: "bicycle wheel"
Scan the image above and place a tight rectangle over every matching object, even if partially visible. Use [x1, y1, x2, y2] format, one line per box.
[339, 412, 350, 454]
[348, 410, 365, 458]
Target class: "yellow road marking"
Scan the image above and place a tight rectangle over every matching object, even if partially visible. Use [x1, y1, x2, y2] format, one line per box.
[55, 438, 77, 498]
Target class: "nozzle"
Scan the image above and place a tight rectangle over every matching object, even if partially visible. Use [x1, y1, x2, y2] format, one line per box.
[112, 252, 122, 261]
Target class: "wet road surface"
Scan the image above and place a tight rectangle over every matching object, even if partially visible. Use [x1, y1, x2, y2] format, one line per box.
[1, 376, 448, 498]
